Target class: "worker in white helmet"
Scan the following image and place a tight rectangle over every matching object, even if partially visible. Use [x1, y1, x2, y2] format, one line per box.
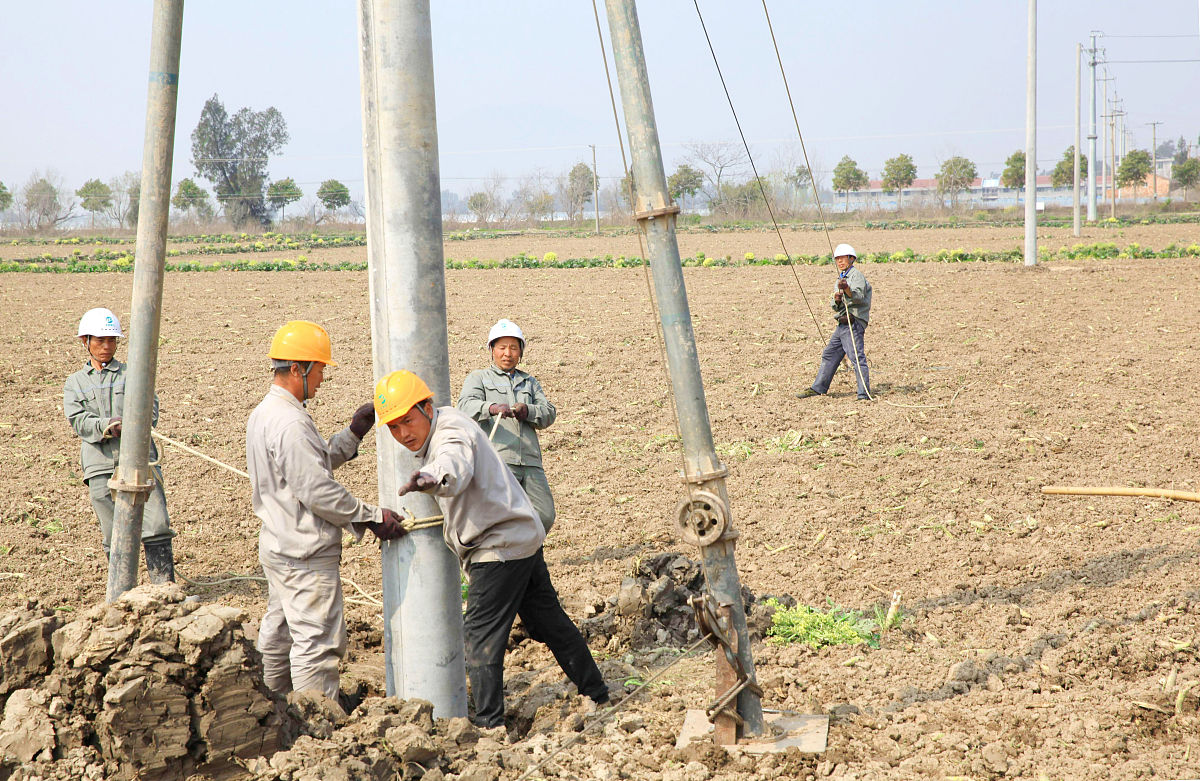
[456, 319, 558, 532]
[797, 244, 873, 400]
[62, 308, 176, 581]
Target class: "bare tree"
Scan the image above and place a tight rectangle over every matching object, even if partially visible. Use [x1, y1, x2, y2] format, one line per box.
[482, 172, 515, 227]
[684, 141, 748, 206]
[105, 171, 141, 229]
[19, 170, 76, 231]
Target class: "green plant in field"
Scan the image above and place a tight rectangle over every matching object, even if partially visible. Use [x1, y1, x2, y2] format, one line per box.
[717, 441, 754, 460]
[766, 430, 813, 453]
[765, 599, 880, 649]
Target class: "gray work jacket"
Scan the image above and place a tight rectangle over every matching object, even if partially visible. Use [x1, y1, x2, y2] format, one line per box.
[63, 359, 159, 482]
[246, 385, 376, 563]
[416, 407, 545, 567]
[831, 265, 872, 324]
[457, 365, 556, 467]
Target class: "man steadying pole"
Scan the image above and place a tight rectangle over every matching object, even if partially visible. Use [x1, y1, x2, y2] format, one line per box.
[246, 321, 406, 704]
[374, 369, 609, 728]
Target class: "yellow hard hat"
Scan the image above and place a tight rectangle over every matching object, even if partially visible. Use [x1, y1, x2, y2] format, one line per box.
[374, 370, 434, 427]
[269, 321, 338, 367]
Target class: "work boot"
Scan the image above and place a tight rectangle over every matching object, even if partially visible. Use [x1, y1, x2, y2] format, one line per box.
[796, 388, 820, 399]
[143, 539, 176, 584]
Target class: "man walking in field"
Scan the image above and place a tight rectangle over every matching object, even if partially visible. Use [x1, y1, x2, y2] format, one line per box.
[375, 369, 609, 728]
[246, 320, 405, 705]
[797, 243, 873, 401]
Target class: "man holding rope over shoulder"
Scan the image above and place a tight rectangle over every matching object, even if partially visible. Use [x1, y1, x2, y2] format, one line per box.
[246, 320, 406, 705]
[375, 369, 608, 728]
[798, 243, 873, 401]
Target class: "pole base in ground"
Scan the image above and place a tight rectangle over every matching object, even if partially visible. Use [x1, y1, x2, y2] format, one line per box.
[676, 710, 828, 753]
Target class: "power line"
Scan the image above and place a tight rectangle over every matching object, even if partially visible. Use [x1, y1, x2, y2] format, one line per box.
[1104, 58, 1200, 63]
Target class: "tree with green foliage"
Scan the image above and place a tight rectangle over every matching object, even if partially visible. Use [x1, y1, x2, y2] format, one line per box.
[190, 94, 289, 227]
[0, 181, 11, 213]
[831, 155, 868, 211]
[1173, 136, 1190, 166]
[881, 154, 917, 210]
[935, 156, 977, 208]
[618, 171, 636, 210]
[75, 179, 113, 229]
[1172, 157, 1200, 200]
[564, 162, 595, 222]
[1116, 149, 1153, 198]
[1050, 145, 1087, 188]
[667, 163, 704, 205]
[267, 177, 303, 222]
[466, 192, 491, 226]
[172, 178, 212, 222]
[1000, 150, 1025, 190]
[316, 179, 351, 216]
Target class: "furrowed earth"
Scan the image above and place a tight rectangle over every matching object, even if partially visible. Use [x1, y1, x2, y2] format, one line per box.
[1, 223, 1199, 779]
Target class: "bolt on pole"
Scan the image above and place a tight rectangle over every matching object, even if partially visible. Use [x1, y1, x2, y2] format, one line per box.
[1073, 43, 1082, 237]
[107, 0, 185, 602]
[603, 0, 763, 736]
[357, 0, 468, 718]
[1023, 0, 1037, 267]
[1087, 33, 1098, 222]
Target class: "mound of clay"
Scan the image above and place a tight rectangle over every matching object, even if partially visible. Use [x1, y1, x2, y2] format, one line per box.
[0, 584, 287, 780]
[579, 552, 773, 651]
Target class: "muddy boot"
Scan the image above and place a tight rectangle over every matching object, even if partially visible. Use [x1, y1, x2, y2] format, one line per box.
[143, 539, 176, 584]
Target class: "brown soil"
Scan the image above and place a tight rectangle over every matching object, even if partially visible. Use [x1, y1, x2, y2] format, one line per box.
[2, 230, 1200, 779]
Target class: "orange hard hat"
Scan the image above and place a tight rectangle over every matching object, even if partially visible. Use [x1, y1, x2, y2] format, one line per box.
[374, 370, 434, 427]
[269, 321, 338, 367]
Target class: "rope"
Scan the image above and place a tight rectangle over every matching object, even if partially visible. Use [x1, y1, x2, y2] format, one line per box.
[1043, 485, 1200, 503]
[691, 0, 826, 344]
[152, 430, 249, 478]
[516, 636, 711, 781]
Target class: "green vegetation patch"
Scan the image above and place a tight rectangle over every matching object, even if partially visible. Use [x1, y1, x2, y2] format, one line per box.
[765, 599, 881, 649]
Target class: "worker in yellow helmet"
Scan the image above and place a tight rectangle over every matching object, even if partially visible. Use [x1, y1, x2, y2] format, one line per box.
[247, 321, 406, 707]
[374, 370, 609, 728]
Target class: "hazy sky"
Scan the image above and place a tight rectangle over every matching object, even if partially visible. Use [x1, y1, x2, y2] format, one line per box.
[2, 1, 1198, 206]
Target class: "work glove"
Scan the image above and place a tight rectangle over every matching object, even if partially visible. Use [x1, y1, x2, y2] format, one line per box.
[371, 508, 408, 541]
[833, 292, 843, 304]
[398, 470, 439, 496]
[489, 403, 513, 418]
[350, 402, 375, 439]
[104, 418, 122, 439]
[512, 403, 529, 421]
[837, 279, 851, 295]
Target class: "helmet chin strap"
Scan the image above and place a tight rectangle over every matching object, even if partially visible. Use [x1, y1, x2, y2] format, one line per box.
[84, 336, 109, 368]
[298, 361, 315, 406]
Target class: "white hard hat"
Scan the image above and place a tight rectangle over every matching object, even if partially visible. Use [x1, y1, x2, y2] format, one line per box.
[487, 319, 525, 350]
[833, 243, 857, 259]
[78, 308, 123, 338]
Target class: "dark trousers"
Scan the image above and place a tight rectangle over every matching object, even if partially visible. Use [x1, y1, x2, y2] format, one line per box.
[811, 319, 871, 398]
[464, 547, 608, 727]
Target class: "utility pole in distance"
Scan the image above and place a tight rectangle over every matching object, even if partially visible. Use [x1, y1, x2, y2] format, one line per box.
[1148, 121, 1162, 202]
[1087, 32, 1099, 222]
[1073, 42, 1082, 237]
[590, 143, 600, 235]
[1023, 0, 1037, 266]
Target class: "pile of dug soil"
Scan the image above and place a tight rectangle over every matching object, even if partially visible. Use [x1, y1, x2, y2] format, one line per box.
[578, 552, 784, 652]
[0, 584, 286, 780]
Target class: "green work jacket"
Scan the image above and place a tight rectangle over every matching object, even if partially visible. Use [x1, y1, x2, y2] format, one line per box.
[63, 359, 159, 482]
[831, 265, 872, 324]
[457, 364, 556, 468]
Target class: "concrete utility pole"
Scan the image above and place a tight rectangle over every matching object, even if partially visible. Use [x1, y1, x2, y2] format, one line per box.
[1023, 0, 1037, 266]
[357, 0, 467, 718]
[1080, 41, 1089, 236]
[1087, 32, 1099, 222]
[1149, 121, 1162, 201]
[591, 143, 600, 235]
[1099, 73, 1113, 206]
[107, 0, 185, 601]
[603, 0, 763, 736]
[1109, 109, 1121, 219]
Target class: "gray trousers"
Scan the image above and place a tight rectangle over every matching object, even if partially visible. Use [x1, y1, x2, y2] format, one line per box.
[86, 470, 174, 555]
[508, 464, 555, 533]
[811, 320, 871, 399]
[257, 552, 346, 702]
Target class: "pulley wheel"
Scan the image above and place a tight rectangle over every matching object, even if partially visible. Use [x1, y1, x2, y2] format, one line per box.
[676, 490, 728, 547]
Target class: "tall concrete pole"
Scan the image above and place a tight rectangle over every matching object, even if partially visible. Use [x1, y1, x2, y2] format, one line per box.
[1101, 75, 1110, 205]
[107, 0, 184, 601]
[1087, 33, 1098, 222]
[1110, 110, 1119, 219]
[1023, 0, 1037, 266]
[604, 0, 763, 736]
[357, 0, 467, 719]
[591, 143, 601, 234]
[1149, 121, 1162, 201]
[1073, 42, 1082, 237]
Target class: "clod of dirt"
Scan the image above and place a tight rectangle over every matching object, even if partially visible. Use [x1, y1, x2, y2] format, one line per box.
[579, 552, 767, 651]
[0, 584, 289, 781]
